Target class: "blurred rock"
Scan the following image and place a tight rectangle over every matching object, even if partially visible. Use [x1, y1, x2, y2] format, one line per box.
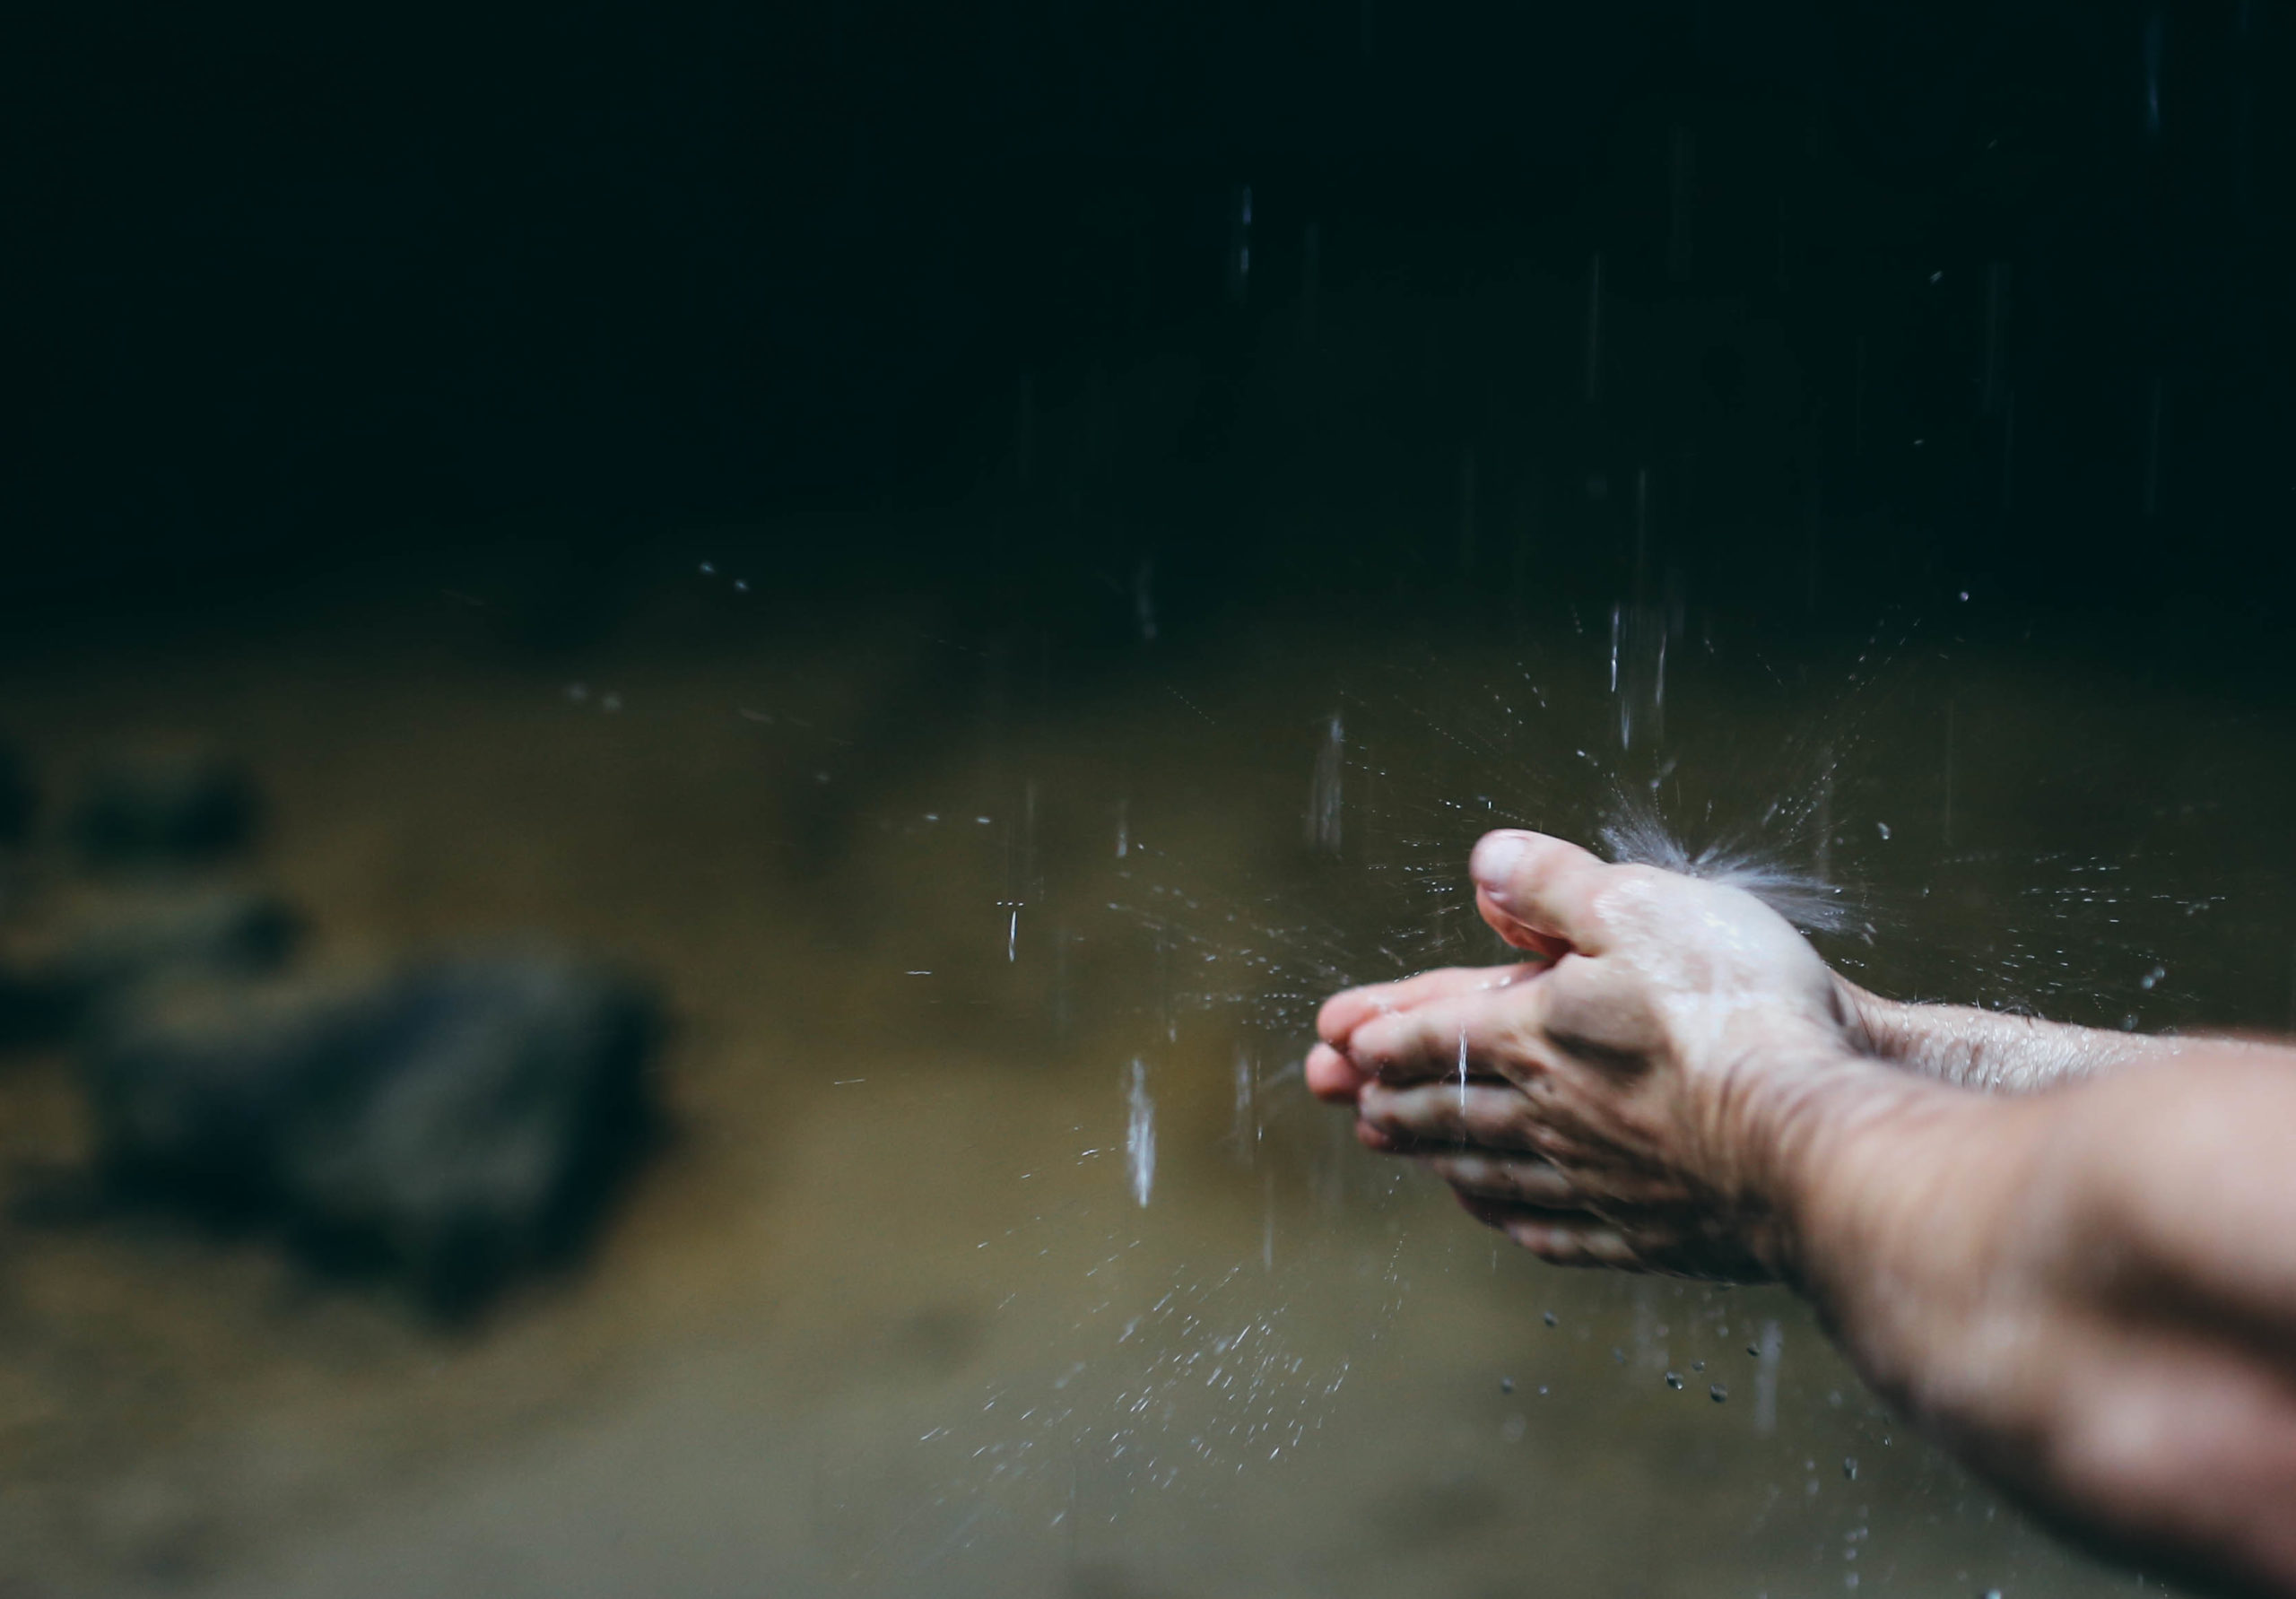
[70, 749, 260, 867]
[0, 888, 300, 1044]
[57, 888, 300, 1008]
[83, 952, 663, 1310]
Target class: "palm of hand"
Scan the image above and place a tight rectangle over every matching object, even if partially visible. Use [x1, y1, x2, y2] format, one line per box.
[1307, 832, 1861, 1279]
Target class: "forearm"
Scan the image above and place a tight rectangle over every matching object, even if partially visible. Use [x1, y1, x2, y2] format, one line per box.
[1847, 987, 2292, 1093]
[1764, 1054, 2296, 1595]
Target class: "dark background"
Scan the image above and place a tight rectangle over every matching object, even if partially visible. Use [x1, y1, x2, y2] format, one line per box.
[7, 0, 2288, 641]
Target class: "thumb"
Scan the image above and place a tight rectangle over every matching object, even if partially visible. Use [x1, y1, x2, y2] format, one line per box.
[1470, 830, 1612, 958]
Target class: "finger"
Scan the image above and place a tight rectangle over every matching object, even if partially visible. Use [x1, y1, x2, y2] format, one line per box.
[1454, 1190, 1595, 1228]
[1470, 830, 1615, 956]
[1500, 1215, 1651, 1269]
[1315, 963, 1538, 1048]
[1355, 1116, 1405, 1152]
[1450, 1191, 1613, 1257]
[1457, 1193, 1671, 1270]
[1353, 1112, 1587, 1165]
[1306, 1042, 1369, 1104]
[1475, 889, 1575, 960]
[1355, 1081, 1549, 1152]
[1419, 1150, 1582, 1208]
[1345, 985, 1544, 1089]
[1354, 1108, 1534, 1157]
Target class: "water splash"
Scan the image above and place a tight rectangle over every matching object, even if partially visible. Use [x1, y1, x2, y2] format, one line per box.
[1126, 1058, 1156, 1207]
[1599, 804, 1855, 935]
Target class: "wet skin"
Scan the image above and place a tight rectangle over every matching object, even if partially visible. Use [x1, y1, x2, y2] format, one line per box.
[1308, 830, 2296, 1597]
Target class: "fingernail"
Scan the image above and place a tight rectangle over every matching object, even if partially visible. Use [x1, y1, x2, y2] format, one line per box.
[1471, 830, 1532, 902]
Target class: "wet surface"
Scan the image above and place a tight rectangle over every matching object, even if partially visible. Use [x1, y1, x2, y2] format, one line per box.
[4, 569, 2287, 1596]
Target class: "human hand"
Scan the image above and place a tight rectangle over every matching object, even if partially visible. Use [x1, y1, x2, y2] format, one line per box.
[1305, 830, 1875, 1279]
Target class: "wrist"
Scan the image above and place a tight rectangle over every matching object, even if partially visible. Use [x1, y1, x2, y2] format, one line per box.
[1726, 1038, 1979, 1290]
[1756, 1058, 2044, 1406]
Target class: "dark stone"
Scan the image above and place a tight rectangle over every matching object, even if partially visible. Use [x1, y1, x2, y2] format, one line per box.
[59, 889, 299, 1009]
[70, 751, 260, 867]
[83, 952, 663, 1311]
[0, 889, 300, 1045]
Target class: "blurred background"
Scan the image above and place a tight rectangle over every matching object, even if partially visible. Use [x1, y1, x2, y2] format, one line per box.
[2, 2, 2292, 1595]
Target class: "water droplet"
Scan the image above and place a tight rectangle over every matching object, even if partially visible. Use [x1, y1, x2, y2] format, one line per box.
[1692, 1360, 1705, 1372]
[1709, 1385, 1728, 1403]
[1231, 1047, 1257, 1167]
[2140, 964, 2165, 989]
[1500, 1377, 1515, 1395]
[699, 561, 716, 575]
[1306, 714, 1344, 854]
[1126, 1059, 1156, 1207]
[1843, 1456, 1858, 1481]
[1876, 821, 1892, 840]
[1665, 1371, 1683, 1391]
[1543, 1311, 1558, 1327]
[1754, 1320, 1784, 1437]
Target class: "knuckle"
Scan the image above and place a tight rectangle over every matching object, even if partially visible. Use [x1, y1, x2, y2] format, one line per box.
[1348, 1021, 1397, 1068]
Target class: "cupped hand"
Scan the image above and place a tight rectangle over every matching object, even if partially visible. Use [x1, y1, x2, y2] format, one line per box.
[1309, 830, 1874, 1279]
